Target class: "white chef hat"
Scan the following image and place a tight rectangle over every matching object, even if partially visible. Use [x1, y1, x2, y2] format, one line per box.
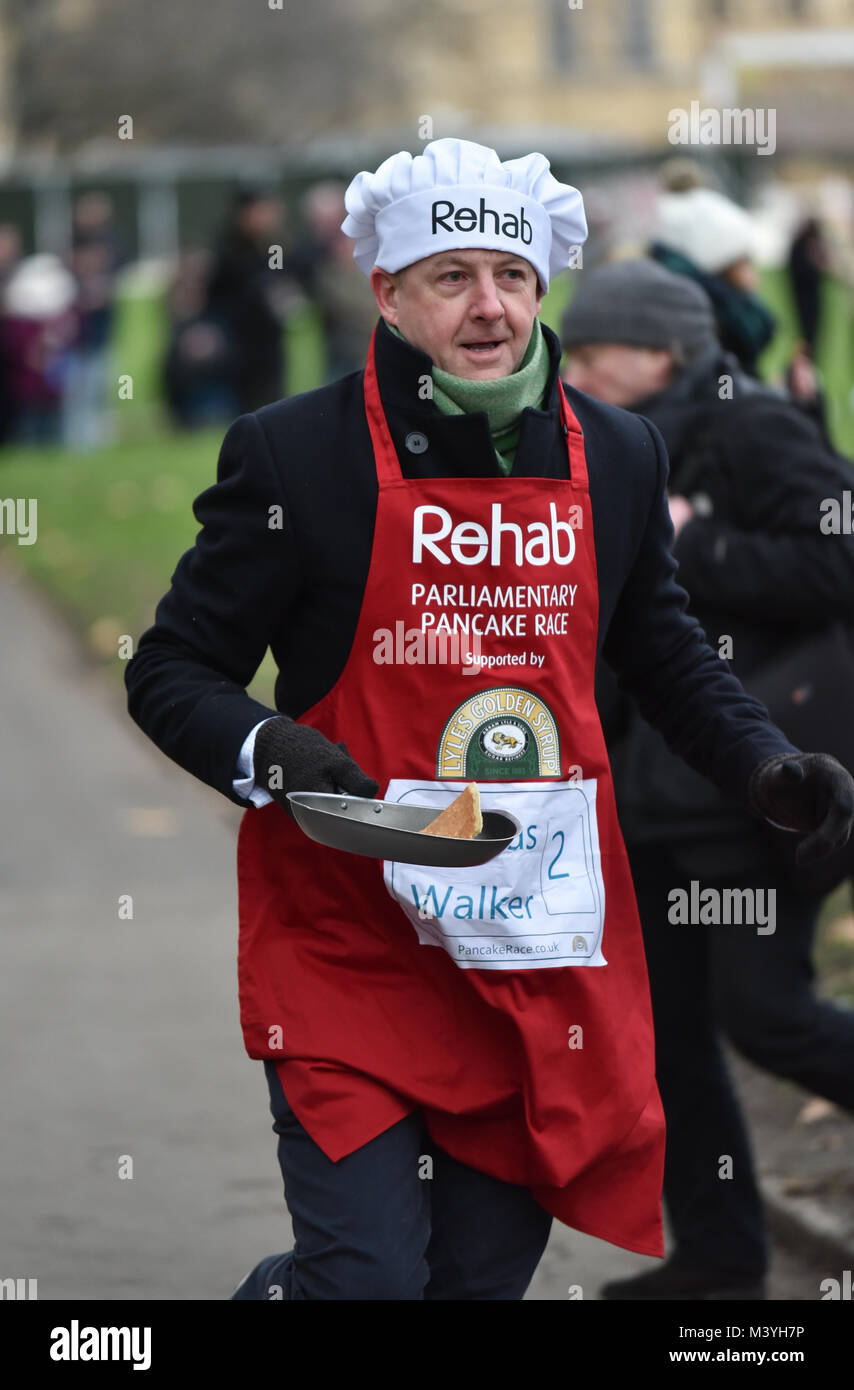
[341, 137, 587, 293]
[654, 188, 758, 275]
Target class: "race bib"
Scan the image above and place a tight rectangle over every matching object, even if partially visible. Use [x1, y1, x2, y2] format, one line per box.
[383, 779, 607, 971]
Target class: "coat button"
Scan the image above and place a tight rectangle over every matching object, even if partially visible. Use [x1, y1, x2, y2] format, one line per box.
[405, 431, 428, 454]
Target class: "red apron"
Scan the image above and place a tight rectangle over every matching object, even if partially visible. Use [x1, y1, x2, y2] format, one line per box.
[237, 327, 666, 1257]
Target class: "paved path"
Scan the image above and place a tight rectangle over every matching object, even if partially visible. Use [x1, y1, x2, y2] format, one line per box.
[0, 564, 833, 1300]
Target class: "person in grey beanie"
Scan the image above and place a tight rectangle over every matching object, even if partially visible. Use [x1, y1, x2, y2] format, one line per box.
[561, 258, 854, 1301]
[560, 257, 718, 406]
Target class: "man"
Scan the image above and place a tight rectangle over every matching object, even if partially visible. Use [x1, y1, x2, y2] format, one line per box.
[204, 188, 289, 413]
[125, 140, 854, 1301]
[561, 256, 854, 1300]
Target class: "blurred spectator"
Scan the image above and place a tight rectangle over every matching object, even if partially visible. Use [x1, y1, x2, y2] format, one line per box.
[62, 191, 128, 450]
[561, 259, 854, 1301]
[204, 188, 289, 413]
[312, 227, 381, 381]
[787, 216, 829, 354]
[288, 182, 347, 298]
[650, 184, 777, 376]
[289, 182, 377, 381]
[572, 187, 614, 274]
[657, 157, 706, 194]
[0, 223, 21, 286]
[1, 254, 78, 445]
[0, 223, 22, 444]
[163, 248, 239, 429]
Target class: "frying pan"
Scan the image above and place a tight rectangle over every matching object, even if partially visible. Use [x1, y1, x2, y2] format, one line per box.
[286, 791, 520, 867]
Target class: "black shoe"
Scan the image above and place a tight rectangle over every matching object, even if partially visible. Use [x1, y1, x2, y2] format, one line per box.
[600, 1258, 766, 1301]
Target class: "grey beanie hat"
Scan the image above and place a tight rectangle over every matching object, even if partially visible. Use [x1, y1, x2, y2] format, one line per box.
[560, 257, 717, 356]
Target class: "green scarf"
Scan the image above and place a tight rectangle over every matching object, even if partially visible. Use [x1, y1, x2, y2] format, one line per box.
[387, 319, 550, 475]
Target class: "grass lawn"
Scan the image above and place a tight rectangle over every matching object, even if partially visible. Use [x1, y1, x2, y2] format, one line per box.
[0, 295, 326, 710]
[2, 274, 854, 990]
[0, 426, 281, 708]
[0, 426, 223, 639]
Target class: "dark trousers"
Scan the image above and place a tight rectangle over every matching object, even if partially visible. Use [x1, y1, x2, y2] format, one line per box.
[233, 1060, 553, 1300]
[628, 841, 854, 1278]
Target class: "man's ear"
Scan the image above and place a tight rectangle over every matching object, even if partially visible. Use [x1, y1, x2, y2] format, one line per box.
[534, 270, 546, 315]
[370, 266, 400, 321]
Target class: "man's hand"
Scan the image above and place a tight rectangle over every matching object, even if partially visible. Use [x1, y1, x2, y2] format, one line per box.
[748, 752, 854, 866]
[253, 715, 379, 812]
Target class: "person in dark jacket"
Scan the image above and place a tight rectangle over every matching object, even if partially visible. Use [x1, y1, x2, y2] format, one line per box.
[204, 188, 288, 413]
[123, 141, 854, 1302]
[162, 248, 239, 428]
[561, 257, 854, 1301]
[788, 217, 829, 355]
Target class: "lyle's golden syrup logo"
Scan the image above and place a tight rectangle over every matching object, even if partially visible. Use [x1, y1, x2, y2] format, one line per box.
[481, 722, 526, 758]
[437, 687, 560, 779]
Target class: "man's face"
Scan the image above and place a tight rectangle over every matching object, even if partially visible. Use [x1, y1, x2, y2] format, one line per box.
[562, 343, 675, 407]
[370, 249, 543, 379]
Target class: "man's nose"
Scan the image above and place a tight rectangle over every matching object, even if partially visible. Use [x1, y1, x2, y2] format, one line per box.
[468, 277, 504, 318]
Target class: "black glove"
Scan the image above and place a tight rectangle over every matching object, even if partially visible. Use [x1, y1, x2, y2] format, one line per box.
[253, 716, 379, 812]
[747, 752, 854, 867]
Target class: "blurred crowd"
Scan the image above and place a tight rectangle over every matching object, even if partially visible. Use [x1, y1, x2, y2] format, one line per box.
[0, 180, 379, 448]
[0, 192, 128, 448]
[161, 181, 377, 427]
[0, 165, 846, 452]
